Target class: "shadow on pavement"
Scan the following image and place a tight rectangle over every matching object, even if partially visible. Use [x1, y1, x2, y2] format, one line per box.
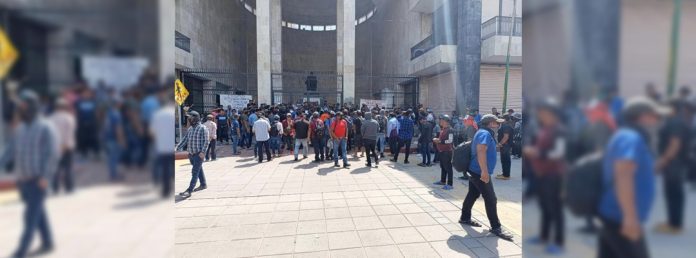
[113, 197, 163, 210]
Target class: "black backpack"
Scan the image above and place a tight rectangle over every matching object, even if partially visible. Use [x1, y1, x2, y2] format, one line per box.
[270, 123, 279, 137]
[564, 151, 604, 217]
[452, 141, 473, 173]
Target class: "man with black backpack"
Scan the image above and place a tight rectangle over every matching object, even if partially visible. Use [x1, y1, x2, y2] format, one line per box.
[459, 114, 514, 241]
[309, 112, 325, 162]
[596, 97, 667, 258]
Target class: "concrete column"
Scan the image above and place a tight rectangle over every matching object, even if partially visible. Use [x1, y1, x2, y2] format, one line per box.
[256, 0, 272, 104]
[456, 0, 482, 115]
[270, 0, 283, 103]
[159, 0, 175, 81]
[47, 28, 75, 91]
[337, 0, 355, 104]
[571, 0, 620, 97]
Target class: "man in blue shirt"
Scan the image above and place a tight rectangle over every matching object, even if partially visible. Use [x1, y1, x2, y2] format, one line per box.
[392, 111, 414, 164]
[459, 114, 513, 241]
[597, 97, 667, 258]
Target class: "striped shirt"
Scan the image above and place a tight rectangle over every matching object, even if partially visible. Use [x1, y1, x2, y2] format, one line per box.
[0, 118, 60, 179]
[176, 122, 210, 154]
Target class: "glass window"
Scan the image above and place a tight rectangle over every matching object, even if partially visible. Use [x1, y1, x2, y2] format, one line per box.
[313, 25, 324, 31]
[367, 10, 374, 19]
[288, 23, 299, 29]
[325, 25, 337, 31]
[281, 21, 286, 27]
[300, 24, 312, 31]
[358, 16, 366, 24]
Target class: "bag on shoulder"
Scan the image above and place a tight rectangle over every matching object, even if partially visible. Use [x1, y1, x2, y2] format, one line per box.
[564, 151, 604, 217]
[452, 141, 473, 173]
[270, 123, 279, 137]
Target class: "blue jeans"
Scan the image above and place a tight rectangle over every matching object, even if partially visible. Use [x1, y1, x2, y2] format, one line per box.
[376, 133, 386, 154]
[332, 138, 348, 166]
[270, 136, 282, 154]
[420, 142, 431, 165]
[231, 135, 239, 154]
[14, 179, 53, 257]
[294, 138, 309, 158]
[105, 141, 121, 180]
[187, 153, 207, 192]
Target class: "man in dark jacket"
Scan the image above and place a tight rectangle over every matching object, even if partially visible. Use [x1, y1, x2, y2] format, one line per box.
[418, 117, 434, 167]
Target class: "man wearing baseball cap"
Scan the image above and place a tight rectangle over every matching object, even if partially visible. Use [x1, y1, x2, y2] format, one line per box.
[597, 96, 669, 258]
[459, 113, 514, 241]
[176, 110, 210, 198]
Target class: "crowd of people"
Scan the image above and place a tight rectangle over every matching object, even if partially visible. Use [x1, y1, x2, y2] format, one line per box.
[177, 99, 524, 241]
[0, 69, 175, 258]
[523, 85, 696, 257]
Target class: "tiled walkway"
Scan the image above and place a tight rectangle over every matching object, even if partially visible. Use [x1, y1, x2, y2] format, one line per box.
[0, 160, 172, 258]
[175, 144, 522, 258]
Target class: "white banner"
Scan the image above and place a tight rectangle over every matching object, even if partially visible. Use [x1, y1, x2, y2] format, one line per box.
[81, 56, 149, 90]
[220, 94, 253, 110]
[360, 99, 385, 108]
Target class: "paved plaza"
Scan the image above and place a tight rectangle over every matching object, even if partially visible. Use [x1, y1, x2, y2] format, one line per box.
[175, 145, 523, 258]
[0, 160, 173, 258]
[523, 179, 696, 258]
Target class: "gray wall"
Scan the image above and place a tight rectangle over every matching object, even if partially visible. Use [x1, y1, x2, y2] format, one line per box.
[176, 0, 248, 72]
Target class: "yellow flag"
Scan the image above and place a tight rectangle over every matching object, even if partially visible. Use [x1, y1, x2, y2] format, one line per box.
[0, 27, 19, 80]
[174, 79, 189, 106]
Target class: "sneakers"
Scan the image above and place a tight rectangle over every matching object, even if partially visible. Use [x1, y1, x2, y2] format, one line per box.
[417, 163, 426, 167]
[495, 174, 511, 180]
[404, 160, 409, 164]
[334, 163, 341, 168]
[654, 223, 682, 235]
[294, 157, 299, 161]
[365, 163, 372, 167]
[433, 181, 446, 186]
[490, 228, 514, 241]
[390, 158, 397, 162]
[442, 185, 453, 190]
[193, 185, 207, 192]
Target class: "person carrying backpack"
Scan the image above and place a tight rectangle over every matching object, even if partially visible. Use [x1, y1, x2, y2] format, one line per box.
[596, 97, 666, 258]
[309, 112, 325, 162]
[269, 115, 283, 157]
[460, 114, 514, 242]
[523, 102, 567, 254]
[433, 115, 455, 190]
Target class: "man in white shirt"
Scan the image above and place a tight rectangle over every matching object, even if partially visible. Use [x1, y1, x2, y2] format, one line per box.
[203, 115, 217, 161]
[253, 114, 272, 162]
[387, 113, 400, 156]
[151, 87, 175, 197]
[49, 98, 76, 194]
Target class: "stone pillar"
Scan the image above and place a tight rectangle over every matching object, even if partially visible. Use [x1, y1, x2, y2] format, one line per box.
[256, 0, 272, 104]
[47, 28, 75, 91]
[337, 0, 355, 104]
[270, 0, 283, 104]
[571, 0, 620, 97]
[456, 0, 482, 115]
[159, 0, 175, 81]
